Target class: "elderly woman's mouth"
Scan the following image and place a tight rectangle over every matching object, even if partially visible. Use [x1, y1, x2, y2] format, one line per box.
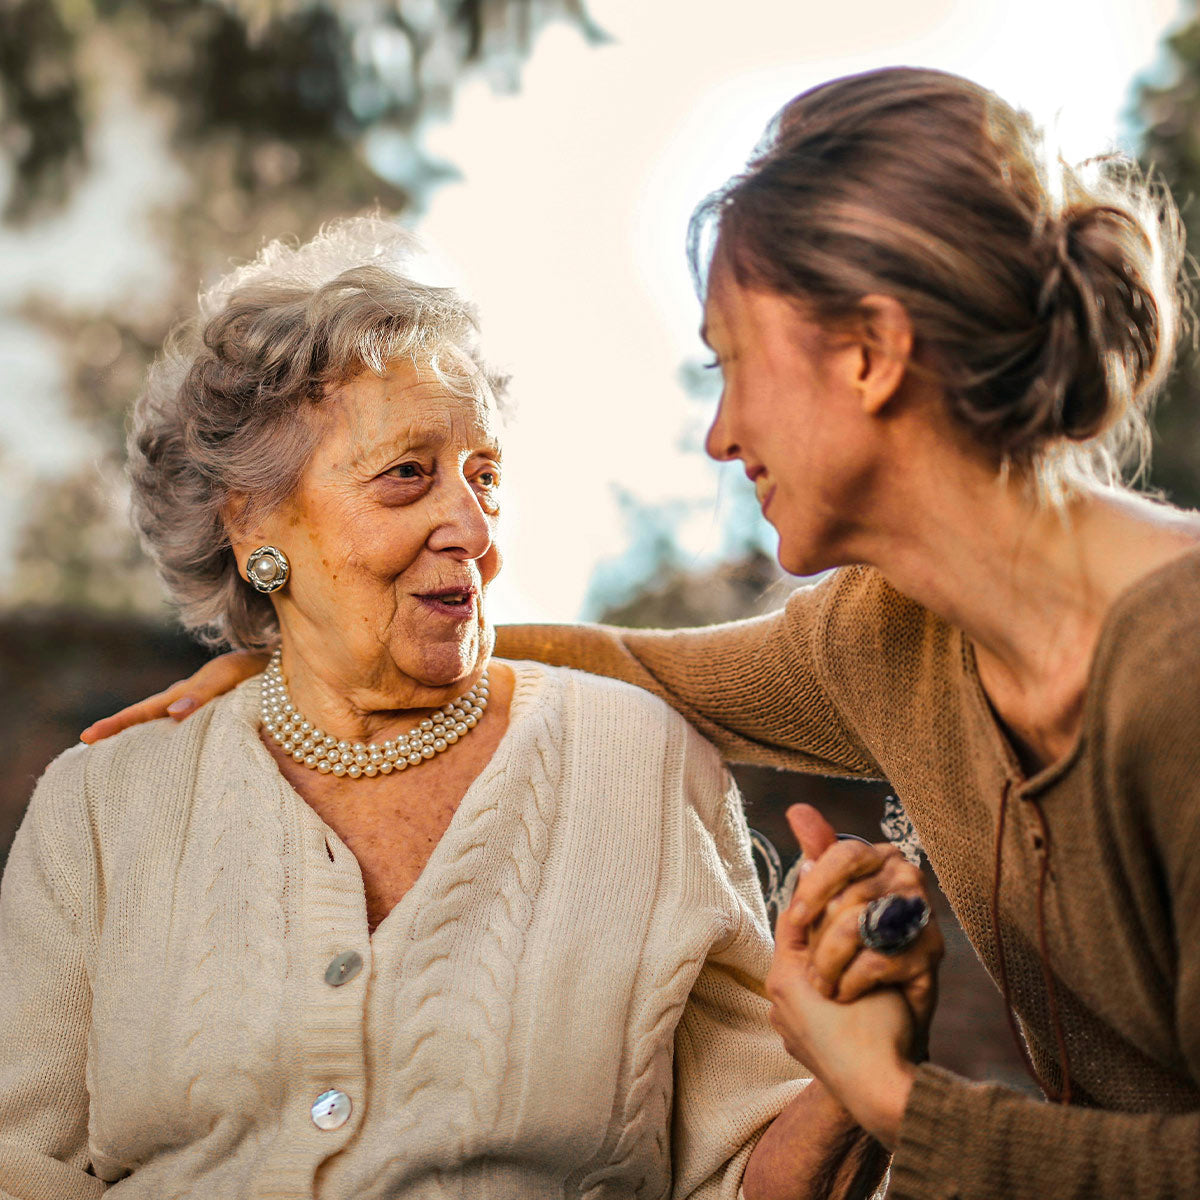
[416, 588, 477, 618]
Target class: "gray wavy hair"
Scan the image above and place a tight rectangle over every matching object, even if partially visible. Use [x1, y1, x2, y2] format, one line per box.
[129, 216, 505, 651]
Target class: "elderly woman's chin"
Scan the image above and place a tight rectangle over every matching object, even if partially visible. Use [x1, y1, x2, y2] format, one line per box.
[402, 558, 500, 687]
[376, 548, 502, 693]
[227, 345, 507, 706]
[0, 218, 820, 1198]
[404, 614, 495, 691]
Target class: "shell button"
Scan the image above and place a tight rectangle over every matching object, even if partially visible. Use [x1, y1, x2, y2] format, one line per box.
[324, 950, 364, 987]
[311, 1089, 352, 1130]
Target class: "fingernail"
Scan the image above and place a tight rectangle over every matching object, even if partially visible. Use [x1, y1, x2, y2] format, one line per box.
[79, 727, 96, 743]
[167, 697, 196, 717]
[798, 859, 815, 877]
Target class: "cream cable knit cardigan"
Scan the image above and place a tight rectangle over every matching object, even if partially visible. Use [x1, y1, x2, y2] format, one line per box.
[0, 661, 809, 1199]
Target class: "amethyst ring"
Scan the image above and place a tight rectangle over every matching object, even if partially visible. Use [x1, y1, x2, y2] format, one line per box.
[858, 894, 931, 955]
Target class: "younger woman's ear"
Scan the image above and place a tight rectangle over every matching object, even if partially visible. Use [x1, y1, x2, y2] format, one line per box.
[855, 295, 914, 415]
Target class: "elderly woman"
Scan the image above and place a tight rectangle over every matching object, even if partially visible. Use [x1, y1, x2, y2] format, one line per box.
[0, 221, 882, 1198]
[107, 69, 1200, 1199]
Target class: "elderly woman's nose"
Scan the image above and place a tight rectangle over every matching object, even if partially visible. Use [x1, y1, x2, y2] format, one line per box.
[427, 478, 494, 558]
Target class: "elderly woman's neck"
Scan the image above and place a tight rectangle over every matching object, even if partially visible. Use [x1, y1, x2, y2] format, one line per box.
[271, 640, 496, 745]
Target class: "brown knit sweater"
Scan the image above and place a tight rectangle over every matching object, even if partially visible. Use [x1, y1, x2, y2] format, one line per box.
[496, 550, 1200, 1200]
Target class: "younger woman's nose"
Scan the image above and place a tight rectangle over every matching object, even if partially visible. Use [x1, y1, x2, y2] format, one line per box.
[705, 401, 740, 463]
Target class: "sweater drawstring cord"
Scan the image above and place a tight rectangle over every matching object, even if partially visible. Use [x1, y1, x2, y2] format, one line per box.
[990, 777, 1073, 1105]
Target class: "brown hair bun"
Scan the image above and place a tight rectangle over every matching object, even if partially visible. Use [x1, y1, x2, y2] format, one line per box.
[692, 67, 1184, 495]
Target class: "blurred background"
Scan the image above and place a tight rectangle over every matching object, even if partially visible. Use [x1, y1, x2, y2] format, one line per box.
[3, 0, 1200, 1088]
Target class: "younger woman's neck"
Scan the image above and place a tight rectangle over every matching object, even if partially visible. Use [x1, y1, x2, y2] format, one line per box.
[859, 467, 1200, 698]
[845, 457, 1200, 766]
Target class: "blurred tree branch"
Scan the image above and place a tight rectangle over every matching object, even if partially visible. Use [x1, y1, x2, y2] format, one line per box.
[0, 0, 87, 223]
[1138, 6, 1200, 509]
[1, 0, 605, 223]
[0, 0, 601, 619]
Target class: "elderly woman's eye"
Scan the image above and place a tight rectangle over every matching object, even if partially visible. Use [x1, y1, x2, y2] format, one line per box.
[387, 462, 422, 480]
[477, 469, 500, 488]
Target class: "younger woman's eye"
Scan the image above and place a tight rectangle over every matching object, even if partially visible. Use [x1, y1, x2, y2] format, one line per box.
[703, 357, 721, 371]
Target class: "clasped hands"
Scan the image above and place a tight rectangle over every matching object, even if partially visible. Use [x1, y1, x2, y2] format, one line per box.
[765, 804, 944, 1150]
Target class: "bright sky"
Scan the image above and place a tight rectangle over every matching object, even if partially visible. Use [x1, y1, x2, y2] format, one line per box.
[416, 0, 1185, 622]
[0, 0, 1185, 622]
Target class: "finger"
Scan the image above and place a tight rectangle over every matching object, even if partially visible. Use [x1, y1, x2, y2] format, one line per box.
[789, 839, 898, 928]
[80, 686, 183, 743]
[785, 803, 838, 863]
[766, 1006, 806, 1066]
[832, 928, 942, 1003]
[774, 897, 813, 952]
[903, 969, 939, 1034]
[805, 866, 937, 995]
[877, 857, 925, 894]
[805, 906, 868, 996]
[185, 651, 269, 704]
[817, 862, 923, 928]
[765, 947, 814, 1004]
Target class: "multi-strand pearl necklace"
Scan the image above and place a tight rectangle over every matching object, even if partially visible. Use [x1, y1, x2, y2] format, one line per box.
[260, 649, 489, 779]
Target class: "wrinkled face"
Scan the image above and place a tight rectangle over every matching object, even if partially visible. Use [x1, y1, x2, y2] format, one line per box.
[702, 262, 873, 576]
[247, 357, 503, 700]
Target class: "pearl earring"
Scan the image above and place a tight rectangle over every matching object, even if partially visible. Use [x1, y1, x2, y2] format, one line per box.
[245, 545, 290, 593]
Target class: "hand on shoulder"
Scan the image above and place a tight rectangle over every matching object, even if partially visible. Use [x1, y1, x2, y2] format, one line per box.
[79, 650, 268, 743]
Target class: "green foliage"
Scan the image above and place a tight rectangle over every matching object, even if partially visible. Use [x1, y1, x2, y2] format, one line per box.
[0, 0, 599, 620]
[0, 0, 86, 224]
[1138, 7, 1200, 509]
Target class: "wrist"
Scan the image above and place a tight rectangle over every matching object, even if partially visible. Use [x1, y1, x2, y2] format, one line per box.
[830, 1055, 916, 1150]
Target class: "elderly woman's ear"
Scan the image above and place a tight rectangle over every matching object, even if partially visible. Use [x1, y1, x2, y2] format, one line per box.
[221, 494, 254, 569]
[222, 495, 284, 591]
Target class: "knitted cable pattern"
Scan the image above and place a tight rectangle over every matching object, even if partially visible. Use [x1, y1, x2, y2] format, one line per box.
[383, 668, 563, 1173]
[578, 945, 707, 1200]
[2, 666, 814, 1196]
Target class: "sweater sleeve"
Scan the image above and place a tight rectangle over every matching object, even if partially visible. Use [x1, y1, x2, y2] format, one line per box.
[888, 607, 1200, 1200]
[668, 735, 882, 1200]
[0, 751, 106, 1200]
[890, 1062, 1200, 1200]
[496, 575, 880, 778]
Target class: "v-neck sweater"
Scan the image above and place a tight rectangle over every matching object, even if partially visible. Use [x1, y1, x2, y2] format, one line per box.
[0, 661, 809, 1199]
[496, 550, 1200, 1199]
